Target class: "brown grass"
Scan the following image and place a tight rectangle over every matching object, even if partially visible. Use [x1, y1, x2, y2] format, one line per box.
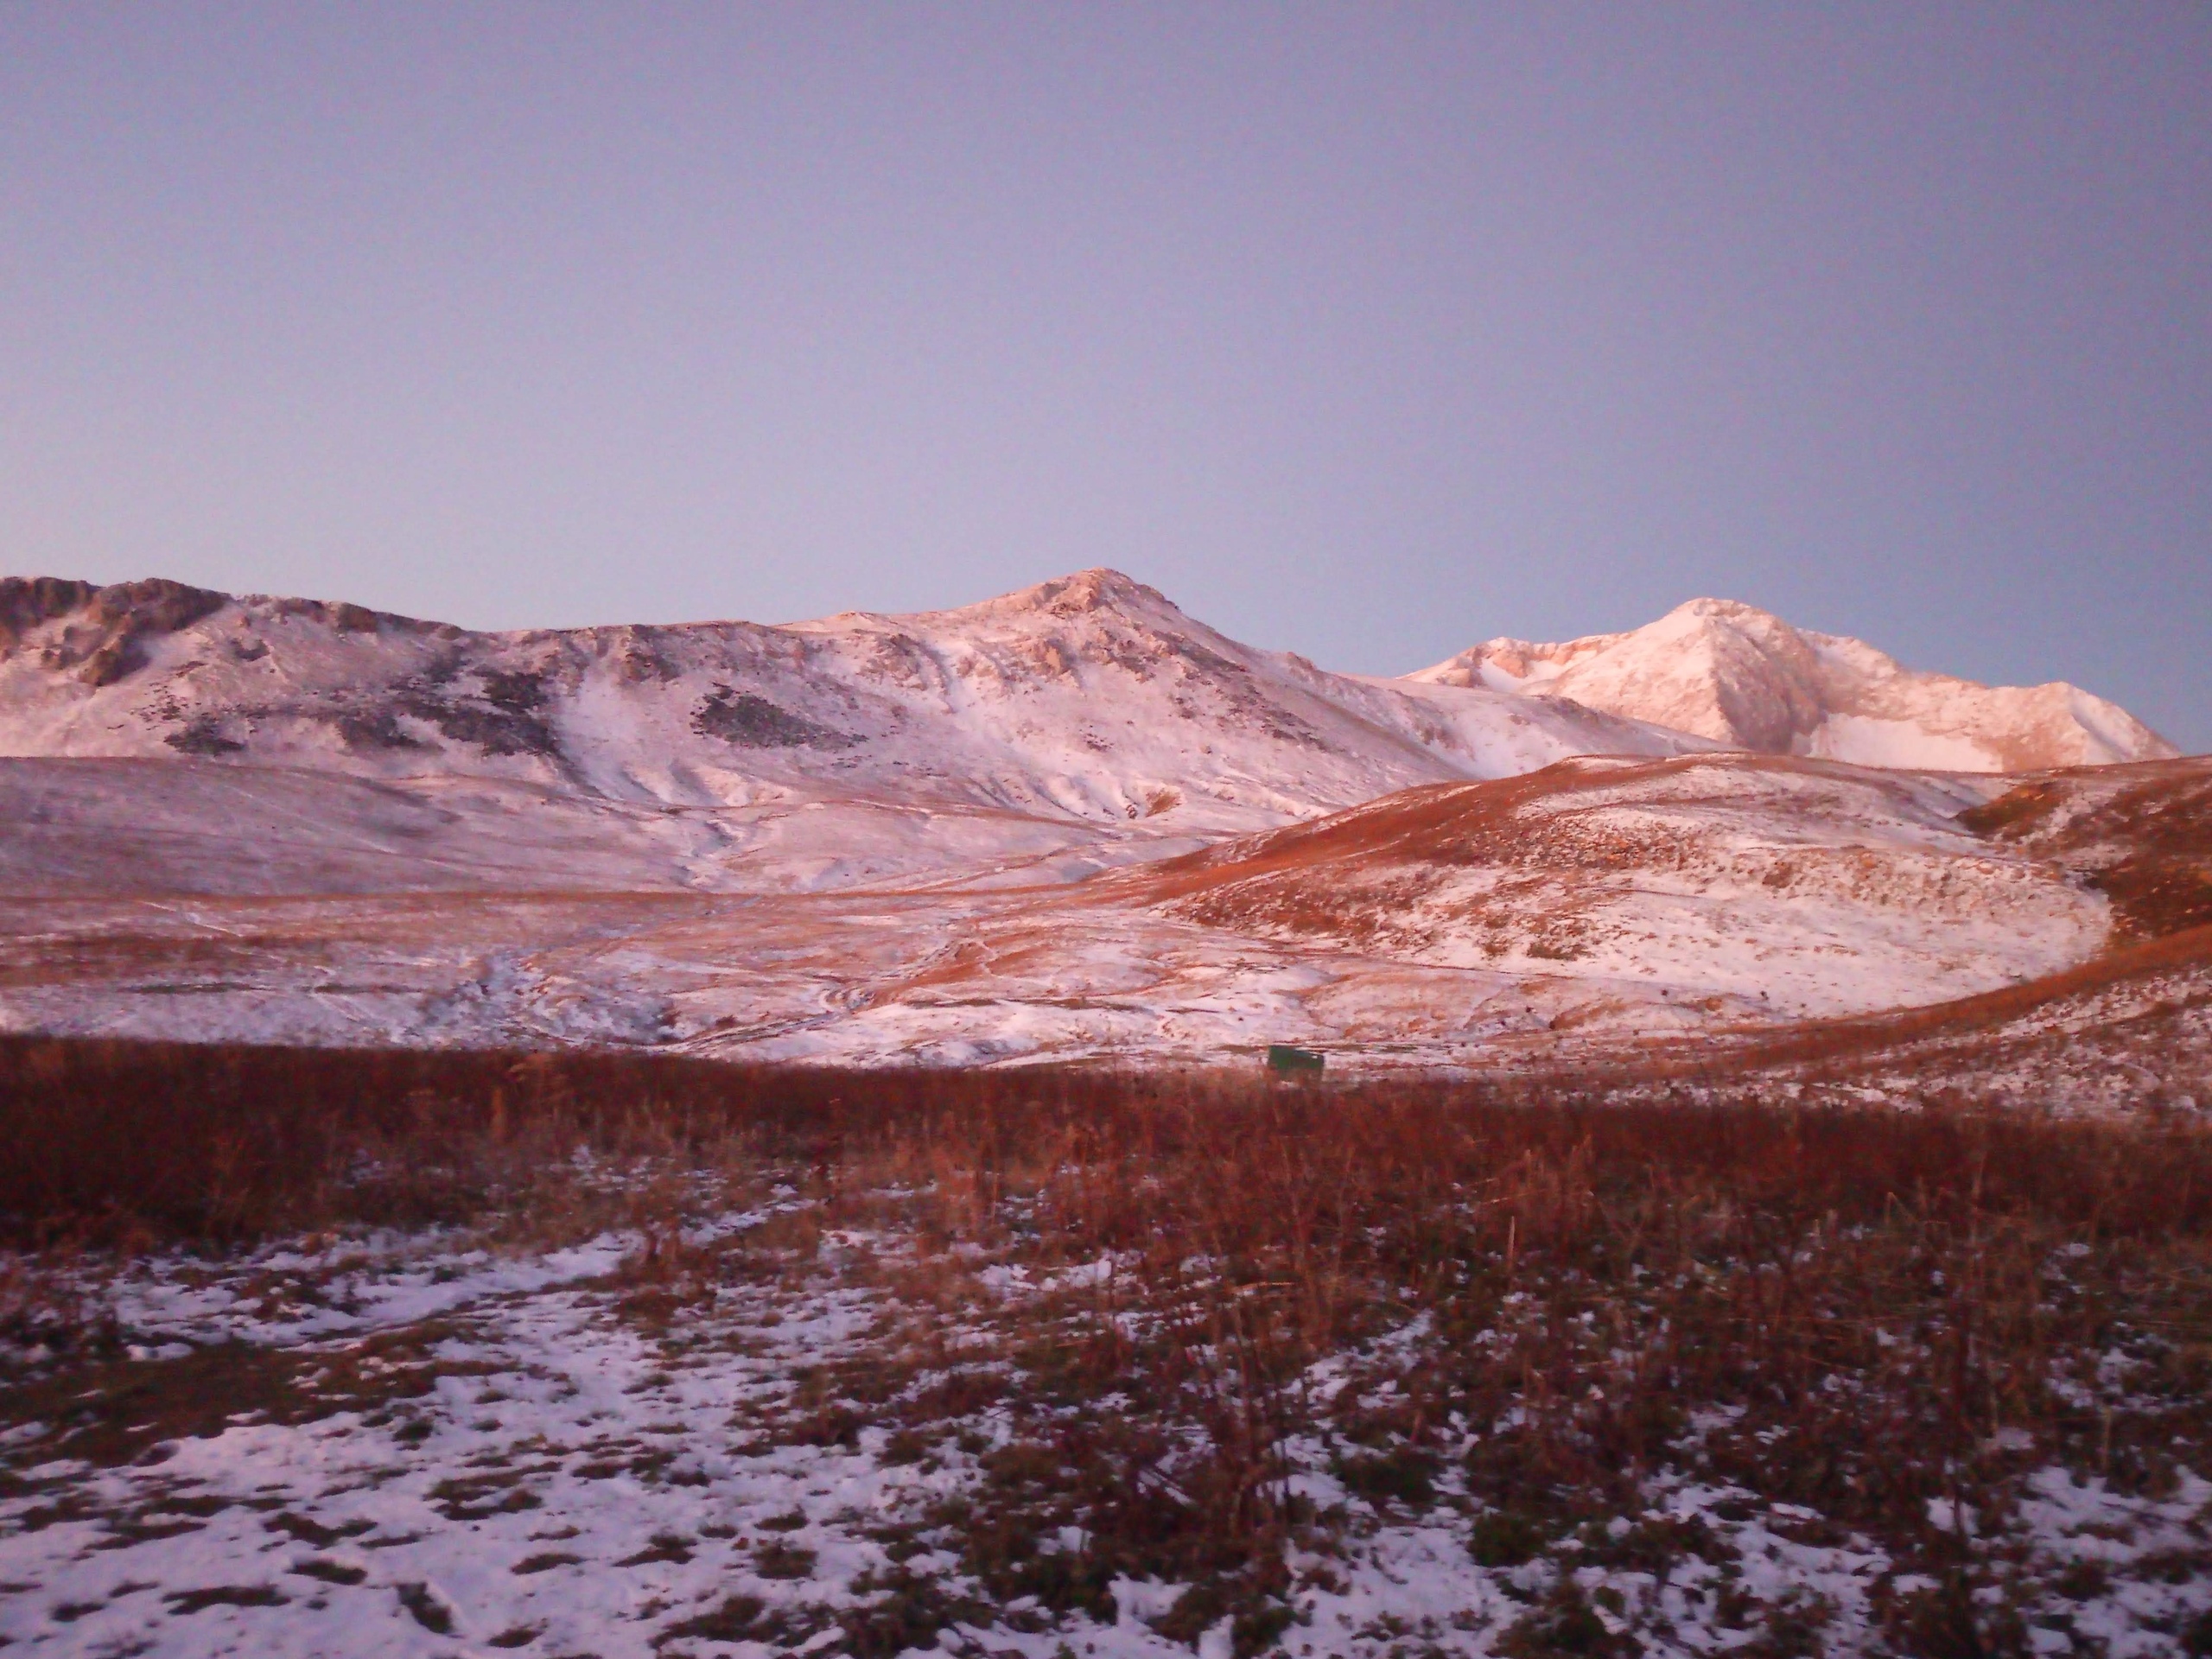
[1963, 759, 2212, 940]
[9, 1036, 2212, 1653]
[9, 1033, 2206, 1247]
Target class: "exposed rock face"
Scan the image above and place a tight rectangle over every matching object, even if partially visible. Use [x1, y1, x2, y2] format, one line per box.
[0, 577, 100, 649]
[0, 576, 229, 685]
[690, 689, 858, 750]
[1412, 598, 2176, 772]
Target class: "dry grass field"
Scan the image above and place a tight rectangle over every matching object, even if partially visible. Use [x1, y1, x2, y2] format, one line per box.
[5, 1039, 2212, 1656]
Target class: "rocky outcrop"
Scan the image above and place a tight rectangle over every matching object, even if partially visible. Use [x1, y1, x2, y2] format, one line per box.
[0, 576, 228, 685]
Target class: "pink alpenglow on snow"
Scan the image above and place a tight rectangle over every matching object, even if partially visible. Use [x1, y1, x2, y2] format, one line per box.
[1410, 597, 2176, 772]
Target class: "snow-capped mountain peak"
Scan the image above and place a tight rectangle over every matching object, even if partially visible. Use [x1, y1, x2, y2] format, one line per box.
[1411, 598, 2175, 772]
[967, 565, 1168, 619]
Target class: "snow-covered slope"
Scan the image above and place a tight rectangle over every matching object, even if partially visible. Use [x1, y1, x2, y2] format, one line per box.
[0, 571, 1705, 849]
[1412, 597, 2175, 772]
[2, 568, 2190, 1071]
[12, 753, 2196, 1067]
[1128, 753, 2105, 1021]
[0, 757, 1160, 897]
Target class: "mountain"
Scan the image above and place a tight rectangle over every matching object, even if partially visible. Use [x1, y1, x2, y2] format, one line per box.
[0, 570, 1704, 868]
[0, 565, 2201, 1078]
[1409, 597, 2175, 772]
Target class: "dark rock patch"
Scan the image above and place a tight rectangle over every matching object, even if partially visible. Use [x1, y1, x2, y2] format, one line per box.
[166, 1585, 289, 1615]
[398, 693, 561, 760]
[615, 635, 682, 683]
[336, 711, 425, 753]
[86, 579, 227, 639]
[478, 670, 547, 713]
[267, 596, 444, 637]
[395, 1581, 454, 1633]
[164, 718, 245, 757]
[7, 577, 229, 685]
[692, 688, 858, 750]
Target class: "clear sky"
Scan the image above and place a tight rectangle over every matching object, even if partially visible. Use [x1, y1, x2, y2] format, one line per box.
[3, 5, 2206, 747]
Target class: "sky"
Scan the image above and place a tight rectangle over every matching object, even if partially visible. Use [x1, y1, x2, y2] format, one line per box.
[3, 5, 2207, 747]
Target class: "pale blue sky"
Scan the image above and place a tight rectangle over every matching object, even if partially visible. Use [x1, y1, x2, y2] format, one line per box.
[3, 5, 2206, 745]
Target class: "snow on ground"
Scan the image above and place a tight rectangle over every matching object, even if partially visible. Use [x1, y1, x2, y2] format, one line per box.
[6, 1203, 2210, 1657]
[0, 574, 2190, 1074]
[0, 754, 2164, 1072]
[1145, 756, 2109, 1022]
[2, 1219, 930, 1659]
[1712, 948, 2212, 1118]
[0, 757, 1184, 899]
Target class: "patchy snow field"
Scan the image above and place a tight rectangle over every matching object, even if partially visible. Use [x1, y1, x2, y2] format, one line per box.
[7, 752, 2197, 1078]
[7, 1168, 2212, 1659]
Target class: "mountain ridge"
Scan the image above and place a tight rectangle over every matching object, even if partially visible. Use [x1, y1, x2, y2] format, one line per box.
[0, 573, 2177, 861]
[1414, 595, 2173, 772]
[0, 569, 1708, 851]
